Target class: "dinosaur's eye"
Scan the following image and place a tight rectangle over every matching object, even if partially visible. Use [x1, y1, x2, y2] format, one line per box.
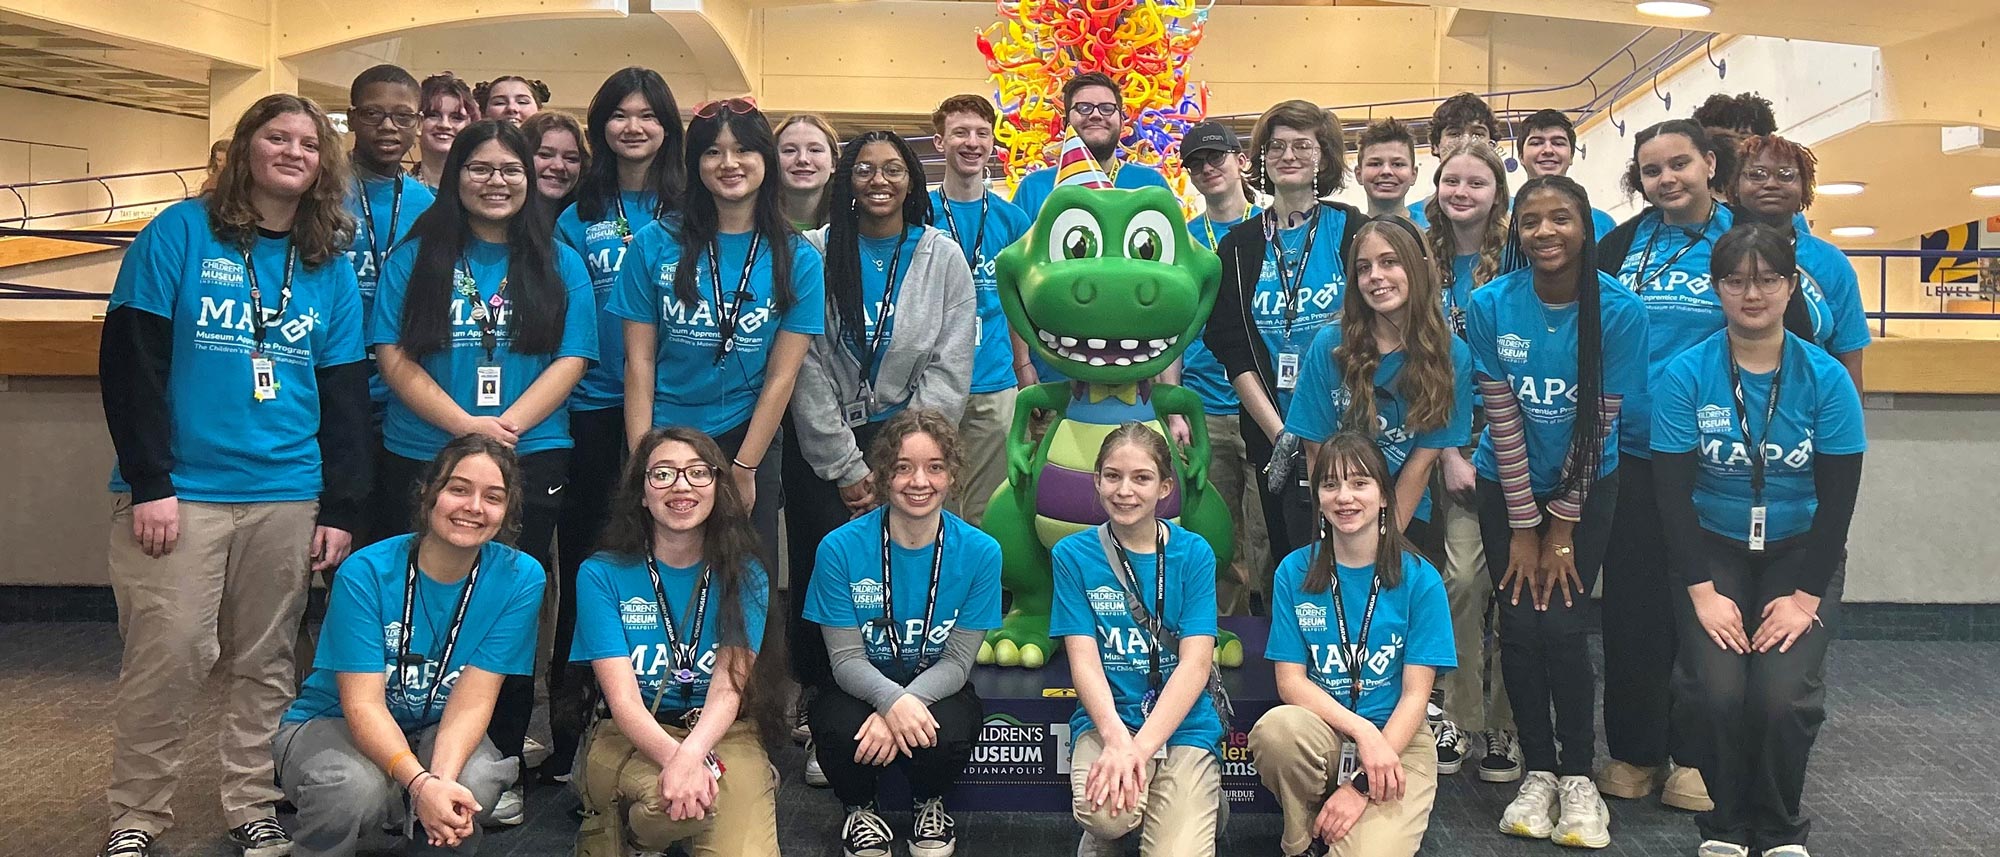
[1122, 210, 1176, 265]
[1049, 208, 1103, 262]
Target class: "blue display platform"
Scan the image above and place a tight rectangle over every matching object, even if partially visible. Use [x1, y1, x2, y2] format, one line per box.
[880, 617, 1282, 814]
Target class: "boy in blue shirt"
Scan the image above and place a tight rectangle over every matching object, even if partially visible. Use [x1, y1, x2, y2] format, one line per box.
[343, 64, 437, 413]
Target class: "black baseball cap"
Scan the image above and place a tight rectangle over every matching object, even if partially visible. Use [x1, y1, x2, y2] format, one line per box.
[1180, 121, 1240, 159]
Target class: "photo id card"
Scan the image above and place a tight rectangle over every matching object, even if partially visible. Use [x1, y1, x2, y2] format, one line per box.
[842, 399, 868, 428]
[1276, 349, 1301, 390]
[1337, 742, 1359, 784]
[476, 365, 502, 408]
[1748, 504, 1768, 552]
[251, 356, 278, 402]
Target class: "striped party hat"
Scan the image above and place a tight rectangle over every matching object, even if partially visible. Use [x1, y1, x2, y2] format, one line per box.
[1053, 126, 1112, 190]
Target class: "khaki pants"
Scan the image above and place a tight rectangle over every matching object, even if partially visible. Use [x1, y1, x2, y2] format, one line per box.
[1436, 491, 1514, 734]
[106, 496, 318, 834]
[1068, 729, 1221, 857]
[576, 718, 778, 857]
[1248, 705, 1437, 857]
[951, 388, 1018, 526]
[1205, 414, 1270, 615]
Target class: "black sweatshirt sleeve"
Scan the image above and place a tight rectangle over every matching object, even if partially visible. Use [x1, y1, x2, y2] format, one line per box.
[1790, 452, 1863, 597]
[100, 306, 177, 503]
[1204, 226, 1260, 384]
[1651, 450, 1710, 587]
[314, 360, 373, 533]
[1596, 216, 1641, 278]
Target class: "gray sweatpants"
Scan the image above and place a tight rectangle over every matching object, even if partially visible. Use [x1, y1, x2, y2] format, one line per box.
[273, 717, 517, 856]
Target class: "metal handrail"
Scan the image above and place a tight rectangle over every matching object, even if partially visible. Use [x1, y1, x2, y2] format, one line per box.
[2, 165, 204, 228]
[1845, 248, 2000, 336]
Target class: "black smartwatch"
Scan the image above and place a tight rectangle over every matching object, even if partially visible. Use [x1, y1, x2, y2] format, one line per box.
[1348, 770, 1370, 796]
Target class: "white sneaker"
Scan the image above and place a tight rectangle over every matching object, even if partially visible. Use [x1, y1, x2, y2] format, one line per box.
[1076, 831, 1121, 857]
[840, 806, 894, 857]
[1762, 847, 1811, 857]
[1499, 771, 1559, 839]
[804, 740, 829, 788]
[1697, 841, 1751, 857]
[488, 784, 526, 827]
[1552, 775, 1611, 849]
[522, 736, 551, 768]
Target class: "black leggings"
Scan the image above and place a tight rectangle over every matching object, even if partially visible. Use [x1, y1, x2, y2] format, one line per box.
[808, 684, 984, 809]
[547, 405, 626, 777]
[1678, 534, 1842, 850]
[1476, 474, 1617, 776]
[782, 420, 883, 689]
[1600, 457, 1686, 768]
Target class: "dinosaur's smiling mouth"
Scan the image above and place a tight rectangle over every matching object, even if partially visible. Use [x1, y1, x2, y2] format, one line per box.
[1033, 329, 1179, 367]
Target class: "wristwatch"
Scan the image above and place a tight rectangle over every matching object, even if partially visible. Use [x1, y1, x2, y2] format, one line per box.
[1349, 770, 1370, 795]
[1552, 544, 1574, 557]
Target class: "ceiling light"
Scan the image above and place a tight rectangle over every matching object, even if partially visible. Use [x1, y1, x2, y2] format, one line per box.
[1830, 226, 1876, 238]
[1635, 0, 1714, 19]
[1973, 184, 2000, 199]
[1815, 182, 1866, 196]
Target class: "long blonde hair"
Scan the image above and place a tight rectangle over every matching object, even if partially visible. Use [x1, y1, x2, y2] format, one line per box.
[1424, 140, 1510, 292]
[206, 94, 355, 268]
[1336, 218, 1456, 434]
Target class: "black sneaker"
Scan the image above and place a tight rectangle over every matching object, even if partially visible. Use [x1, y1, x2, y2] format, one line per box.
[909, 797, 956, 857]
[228, 817, 293, 857]
[841, 804, 893, 857]
[99, 829, 155, 857]
[1287, 841, 1329, 857]
[1479, 727, 1525, 783]
[1434, 717, 1469, 775]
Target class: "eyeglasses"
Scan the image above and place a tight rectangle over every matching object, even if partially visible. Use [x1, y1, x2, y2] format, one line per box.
[1264, 139, 1321, 159]
[1181, 151, 1236, 172]
[646, 464, 717, 489]
[1717, 273, 1792, 295]
[693, 97, 758, 119]
[1741, 166, 1800, 184]
[350, 107, 422, 129]
[462, 162, 528, 183]
[1068, 102, 1120, 118]
[853, 162, 910, 183]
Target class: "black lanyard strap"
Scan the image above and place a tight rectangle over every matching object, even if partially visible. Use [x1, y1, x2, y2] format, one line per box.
[707, 232, 762, 364]
[356, 176, 402, 270]
[1725, 338, 1785, 505]
[1263, 209, 1319, 339]
[458, 260, 509, 361]
[243, 243, 297, 355]
[855, 230, 910, 380]
[939, 194, 988, 267]
[877, 514, 944, 670]
[1108, 521, 1168, 693]
[1633, 204, 1717, 294]
[1328, 571, 1381, 712]
[644, 555, 713, 711]
[397, 544, 481, 721]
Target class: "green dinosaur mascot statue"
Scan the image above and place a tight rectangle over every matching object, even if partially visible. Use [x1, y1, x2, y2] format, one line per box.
[976, 184, 1244, 670]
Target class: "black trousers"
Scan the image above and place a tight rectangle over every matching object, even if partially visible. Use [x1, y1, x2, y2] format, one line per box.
[372, 446, 568, 762]
[1404, 514, 1444, 568]
[1600, 457, 1687, 767]
[1476, 473, 1618, 776]
[808, 684, 984, 809]
[1240, 414, 1313, 562]
[1678, 534, 1841, 850]
[546, 405, 627, 777]
[782, 420, 883, 689]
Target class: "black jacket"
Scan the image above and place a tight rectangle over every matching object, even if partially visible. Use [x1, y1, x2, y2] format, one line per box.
[1203, 200, 1367, 409]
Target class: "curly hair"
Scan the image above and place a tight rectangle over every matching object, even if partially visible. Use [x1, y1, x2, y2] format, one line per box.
[1728, 134, 1818, 210]
[206, 94, 355, 268]
[1620, 119, 1735, 201]
[1250, 99, 1348, 195]
[1429, 92, 1497, 150]
[1340, 218, 1456, 436]
[1692, 92, 1777, 138]
[1425, 140, 1512, 292]
[1303, 432, 1409, 594]
[409, 434, 524, 542]
[866, 409, 966, 508]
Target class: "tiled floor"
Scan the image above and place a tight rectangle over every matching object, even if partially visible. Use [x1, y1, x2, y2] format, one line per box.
[6, 622, 1991, 857]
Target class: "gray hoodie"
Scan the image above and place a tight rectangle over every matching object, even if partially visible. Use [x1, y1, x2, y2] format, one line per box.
[792, 225, 977, 485]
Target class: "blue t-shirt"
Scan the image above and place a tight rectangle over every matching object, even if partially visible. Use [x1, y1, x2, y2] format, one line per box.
[1795, 233, 1872, 357]
[1009, 160, 1172, 221]
[1468, 269, 1649, 495]
[556, 191, 660, 412]
[1612, 205, 1736, 455]
[853, 225, 926, 423]
[1284, 325, 1474, 521]
[1265, 547, 1455, 729]
[1182, 210, 1258, 415]
[1250, 207, 1350, 416]
[570, 551, 769, 711]
[371, 240, 599, 460]
[607, 223, 827, 436]
[1651, 331, 1867, 543]
[803, 508, 1004, 681]
[1405, 200, 1429, 230]
[346, 174, 435, 404]
[930, 190, 1033, 394]
[1050, 523, 1223, 753]
[107, 198, 366, 502]
[1446, 253, 1477, 328]
[1415, 199, 1613, 239]
[285, 534, 544, 730]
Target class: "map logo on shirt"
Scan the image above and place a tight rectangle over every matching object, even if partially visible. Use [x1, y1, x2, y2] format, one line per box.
[620, 596, 660, 631]
[849, 578, 884, 611]
[1087, 585, 1127, 617]
[1296, 602, 1327, 632]
[1697, 404, 1733, 434]
[1251, 283, 1342, 319]
[1497, 333, 1531, 364]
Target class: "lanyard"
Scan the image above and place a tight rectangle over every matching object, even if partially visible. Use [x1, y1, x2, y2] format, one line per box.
[1108, 521, 1168, 693]
[1632, 203, 1717, 294]
[644, 556, 713, 710]
[938, 194, 988, 269]
[855, 230, 910, 380]
[397, 545, 481, 721]
[356, 176, 402, 270]
[242, 243, 297, 355]
[1201, 209, 1256, 250]
[1327, 571, 1382, 712]
[877, 515, 945, 670]
[457, 261, 508, 361]
[612, 192, 630, 238]
[706, 232, 762, 364]
[1263, 209, 1319, 340]
[1724, 338, 1785, 506]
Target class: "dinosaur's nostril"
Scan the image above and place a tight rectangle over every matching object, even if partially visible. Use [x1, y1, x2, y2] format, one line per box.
[1136, 280, 1159, 307]
[1071, 279, 1098, 305]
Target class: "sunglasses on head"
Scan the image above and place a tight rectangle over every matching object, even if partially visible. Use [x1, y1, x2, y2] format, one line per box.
[692, 97, 758, 119]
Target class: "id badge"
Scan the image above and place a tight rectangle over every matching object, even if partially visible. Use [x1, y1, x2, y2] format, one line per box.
[1276, 349, 1301, 390]
[251, 356, 278, 402]
[842, 399, 868, 428]
[1748, 505, 1768, 552]
[704, 750, 725, 781]
[1337, 742, 1360, 785]
[476, 364, 502, 408]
